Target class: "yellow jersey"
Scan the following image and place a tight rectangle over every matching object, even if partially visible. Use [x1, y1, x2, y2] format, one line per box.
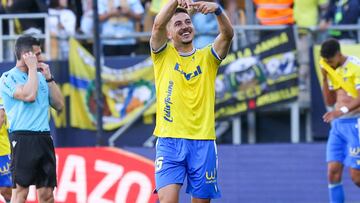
[327, 56, 360, 91]
[0, 98, 10, 156]
[151, 43, 222, 140]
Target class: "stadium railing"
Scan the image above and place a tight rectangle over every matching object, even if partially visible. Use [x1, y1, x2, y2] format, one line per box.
[0, 13, 50, 62]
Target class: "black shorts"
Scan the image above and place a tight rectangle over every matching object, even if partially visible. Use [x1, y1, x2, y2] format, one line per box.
[10, 131, 57, 188]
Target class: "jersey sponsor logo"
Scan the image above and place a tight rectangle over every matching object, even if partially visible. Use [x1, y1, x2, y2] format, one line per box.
[164, 80, 174, 122]
[174, 63, 202, 81]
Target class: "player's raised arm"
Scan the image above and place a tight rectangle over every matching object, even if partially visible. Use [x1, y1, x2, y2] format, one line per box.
[150, 0, 193, 51]
[190, 1, 234, 59]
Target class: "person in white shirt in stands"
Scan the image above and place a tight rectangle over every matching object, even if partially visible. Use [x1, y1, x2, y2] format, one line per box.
[98, 0, 144, 56]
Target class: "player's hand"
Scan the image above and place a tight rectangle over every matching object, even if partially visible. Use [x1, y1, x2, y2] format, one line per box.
[38, 62, 52, 80]
[189, 1, 218, 14]
[109, 8, 121, 17]
[320, 67, 327, 75]
[23, 52, 38, 70]
[120, 7, 131, 17]
[320, 67, 328, 81]
[322, 110, 343, 123]
[177, 0, 192, 8]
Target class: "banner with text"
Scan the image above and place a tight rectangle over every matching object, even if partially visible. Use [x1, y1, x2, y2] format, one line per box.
[215, 27, 299, 119]
[6, 147, 157, 203]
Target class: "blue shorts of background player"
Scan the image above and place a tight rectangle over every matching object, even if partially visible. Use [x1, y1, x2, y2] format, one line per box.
[327, 117, 360, 169]
[0, 155, 11, 187]
[155, 137, 221, 199]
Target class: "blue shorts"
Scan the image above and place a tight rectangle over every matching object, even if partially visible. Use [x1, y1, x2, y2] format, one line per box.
[155, 137, 221, 199]
[327, 117, 360, 169]
[0, 154, 11, 187]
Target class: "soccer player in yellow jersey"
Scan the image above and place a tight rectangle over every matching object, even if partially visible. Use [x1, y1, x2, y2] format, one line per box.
[150, 0, 233, 202]
[320, 38, 360, 203]
[0, 98, 11, 203]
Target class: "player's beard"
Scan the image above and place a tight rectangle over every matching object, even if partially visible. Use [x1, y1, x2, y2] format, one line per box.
[182, 39, 193, 45]
[178, 27, 193, 45]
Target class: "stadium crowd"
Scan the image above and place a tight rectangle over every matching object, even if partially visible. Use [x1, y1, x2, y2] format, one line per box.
[0, 0, 360, 98]
[0, 0, 359, 57]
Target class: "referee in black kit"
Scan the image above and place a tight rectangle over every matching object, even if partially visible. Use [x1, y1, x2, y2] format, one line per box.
[0, 35, 64, 203]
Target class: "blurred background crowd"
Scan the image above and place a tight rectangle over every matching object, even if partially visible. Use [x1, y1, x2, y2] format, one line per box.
[1, 0, 359, 100]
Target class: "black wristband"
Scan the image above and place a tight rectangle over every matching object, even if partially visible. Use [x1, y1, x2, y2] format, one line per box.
[46, 76, 55, 83]
[214, 6, 223, 16]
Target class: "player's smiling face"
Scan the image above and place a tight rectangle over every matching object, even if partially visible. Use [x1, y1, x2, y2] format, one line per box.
[168, 12, 195, 45]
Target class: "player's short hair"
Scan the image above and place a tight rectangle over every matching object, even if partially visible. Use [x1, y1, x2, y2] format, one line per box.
[320, 38, 340, 59]
[174, 7, 189, 16]
[15, 35, 41, 60]
[167, 7, 191, 30]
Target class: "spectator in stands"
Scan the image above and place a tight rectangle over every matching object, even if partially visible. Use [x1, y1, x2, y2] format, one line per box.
[7, 0, 48, 34]
[253, 0, 294, 38]
[222, 0, 246, 47]
[48, 0, 76, 59]
[142, 0, 169, 45]
[98, 0, 144, 56]
[80, 0, 93, 35]
[222, 0, 246, 25]
[319, 0, 360, 43]
[294, 0, 328, 95]
[192, 0, 218, 48]
[67, 0, 83, 32]
[320, 38, 360, 203]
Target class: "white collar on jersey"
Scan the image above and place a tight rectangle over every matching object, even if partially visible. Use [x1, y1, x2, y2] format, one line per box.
[179, 47, 196, 57]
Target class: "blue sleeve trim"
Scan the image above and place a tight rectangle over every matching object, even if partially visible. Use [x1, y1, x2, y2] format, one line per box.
[211, 45, 223, 61]
[151, 43, 167, 54]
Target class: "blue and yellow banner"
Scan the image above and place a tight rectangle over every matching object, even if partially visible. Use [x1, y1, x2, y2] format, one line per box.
[215, 27, 299, 119]
[68, 38, 155, 130]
